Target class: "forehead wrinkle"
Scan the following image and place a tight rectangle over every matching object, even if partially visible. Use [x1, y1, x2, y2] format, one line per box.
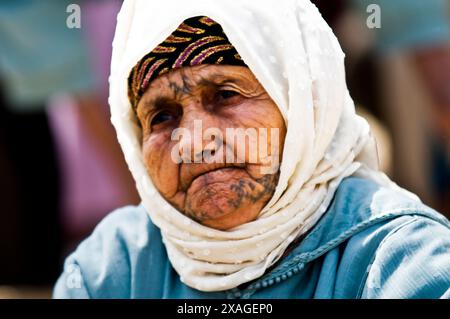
[142, 87, 173, 107]
[141, 65, 256, 109]
[178, 65, 245, 88]
[143, 73, 186, 104]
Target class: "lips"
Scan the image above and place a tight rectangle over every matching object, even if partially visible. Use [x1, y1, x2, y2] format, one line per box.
[179, 163, 245, 191]
[189, 167, 245, 190]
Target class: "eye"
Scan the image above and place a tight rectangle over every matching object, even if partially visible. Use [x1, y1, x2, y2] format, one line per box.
[151, 110, 177, 126]
[215, 89, 243, 106]
[218, 90, 239, 99]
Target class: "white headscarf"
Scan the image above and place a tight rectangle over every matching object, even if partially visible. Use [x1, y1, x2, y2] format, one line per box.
[109, 0, 413, 292]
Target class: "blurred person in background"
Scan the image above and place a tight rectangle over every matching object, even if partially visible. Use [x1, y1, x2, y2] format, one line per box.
[349, 0, 450, 216]
[0, 0, 138, 291]
[0, 0, 89, 286]
[47, 0, 139, 251]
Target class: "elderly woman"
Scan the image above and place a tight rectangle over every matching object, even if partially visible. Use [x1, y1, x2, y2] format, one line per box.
[54, 0, 450, 298]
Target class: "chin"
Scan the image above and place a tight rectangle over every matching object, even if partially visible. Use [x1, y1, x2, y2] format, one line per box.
[182, 167, 275, 230]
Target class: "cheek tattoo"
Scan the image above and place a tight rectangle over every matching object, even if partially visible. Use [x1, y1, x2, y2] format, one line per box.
[227, 172, 279, 209]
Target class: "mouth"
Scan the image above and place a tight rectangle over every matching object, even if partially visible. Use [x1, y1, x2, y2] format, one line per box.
[180, 163, 245, 192]
[191, 167, 243, 188]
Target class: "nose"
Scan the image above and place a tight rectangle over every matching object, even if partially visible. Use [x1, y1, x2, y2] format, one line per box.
[176, 106, 222, 163]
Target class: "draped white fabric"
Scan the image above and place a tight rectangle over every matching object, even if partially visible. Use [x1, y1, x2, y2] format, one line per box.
[109, 0, 416, 292]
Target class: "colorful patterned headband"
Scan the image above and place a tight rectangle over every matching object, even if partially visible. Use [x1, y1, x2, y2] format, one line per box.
[128, 16, 248, 108]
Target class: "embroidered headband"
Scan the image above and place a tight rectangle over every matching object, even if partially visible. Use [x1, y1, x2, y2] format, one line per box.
[128, 16, 248, 108]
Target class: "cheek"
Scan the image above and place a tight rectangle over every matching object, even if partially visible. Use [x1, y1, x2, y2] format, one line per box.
[226, 99, 285, 131]
[142, 132, 180, 197]
[221, 100, 286, 163]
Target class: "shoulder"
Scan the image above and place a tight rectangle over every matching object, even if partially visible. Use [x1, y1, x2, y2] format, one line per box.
[360, 215, 450, 298]
[90, 204, 155, 244]
[333, 178, 450, 298]
[53, 205, 164, 299]
[332, 176, 447, 226]
[310, 177, 450, 298]
[331, 212, 450, 298]
[74, 204, 157, 265]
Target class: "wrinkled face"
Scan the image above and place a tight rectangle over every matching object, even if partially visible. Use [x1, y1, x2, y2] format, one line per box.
[136, 64, 286, 230]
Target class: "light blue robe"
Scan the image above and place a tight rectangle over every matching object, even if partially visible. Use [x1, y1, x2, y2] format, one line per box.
[53, 177, 450, 299]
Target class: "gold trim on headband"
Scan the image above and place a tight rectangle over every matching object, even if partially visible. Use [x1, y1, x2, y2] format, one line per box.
[165, 35, 192, 43]
[190, 44, 233, 65]
[141, 58, 168, 89]
[152, 45, 177, 53]
[177, 22, 205, 34]
[199, 17, 217, 26]
[173, 36, 224, 68]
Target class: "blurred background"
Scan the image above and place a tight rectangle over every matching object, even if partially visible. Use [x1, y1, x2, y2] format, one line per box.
[0, 0, 449, 298]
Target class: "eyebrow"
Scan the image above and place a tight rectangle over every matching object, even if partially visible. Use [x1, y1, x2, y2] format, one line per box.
[204, 76, 243, 87]
[141, 96, 172, 113]
[141, 72, 248, 112]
